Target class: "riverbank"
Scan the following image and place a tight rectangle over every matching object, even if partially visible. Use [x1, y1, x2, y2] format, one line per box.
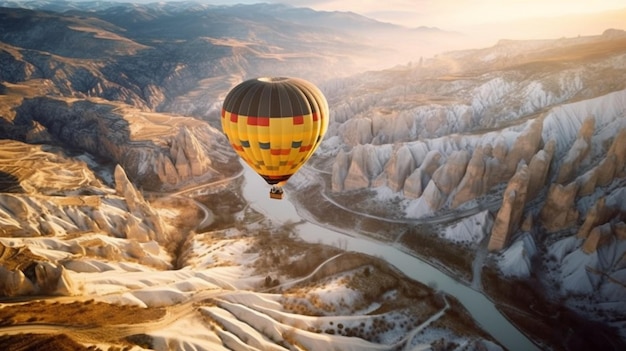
[282, 168, 626, 351]
[239, 164, 539, 351]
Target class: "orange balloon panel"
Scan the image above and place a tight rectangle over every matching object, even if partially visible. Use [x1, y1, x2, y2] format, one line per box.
[221, 77, 328, 185]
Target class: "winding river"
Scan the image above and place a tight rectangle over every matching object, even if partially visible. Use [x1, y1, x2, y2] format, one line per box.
[240, 164, 539, 351]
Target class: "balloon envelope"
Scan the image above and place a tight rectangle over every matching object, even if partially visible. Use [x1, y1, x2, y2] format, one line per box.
[221, 77, 328, 186]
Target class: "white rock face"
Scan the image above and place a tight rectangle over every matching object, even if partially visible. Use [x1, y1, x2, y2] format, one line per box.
[497, 233, 536, 278]
[331, 150, 350, 192]
[403, 168, 424, 199]
[334, 144, 391, 191]
[114, 165, 167, 242]
[451, 146, 489, 208]
[443, 210, 493, 244]
[340, 118, 373, 146]
[431, 150, 470, 196]
[29, 261, 77, 296]
[0, 267, 35, 296]
[373, 144, 416, 191]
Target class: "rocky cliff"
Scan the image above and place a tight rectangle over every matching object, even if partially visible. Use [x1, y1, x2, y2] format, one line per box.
[0, 141, 178, 296]
[327, 31, 626, 223]
[5, 96, 239, 191]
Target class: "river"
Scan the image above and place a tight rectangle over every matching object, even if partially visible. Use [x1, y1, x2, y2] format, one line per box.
[240, 164, 539, 351]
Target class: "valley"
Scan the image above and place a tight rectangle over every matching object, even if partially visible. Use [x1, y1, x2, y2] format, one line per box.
[0, 1, 626, 350]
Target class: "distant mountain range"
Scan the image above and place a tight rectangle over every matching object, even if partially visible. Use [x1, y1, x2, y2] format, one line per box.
[0, 1, 463, 123]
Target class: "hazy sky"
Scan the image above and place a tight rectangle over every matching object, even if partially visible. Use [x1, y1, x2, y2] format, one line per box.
[76, 0, 625, 42]
[202, 0, 626, 29]
[279, 1, 617, 26]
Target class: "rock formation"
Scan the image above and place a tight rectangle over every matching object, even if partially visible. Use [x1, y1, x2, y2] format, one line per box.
[403, 168, 425, 199]
[556, 117, 594, 184]
[35, 262, 77, 296]
[340, 118, 373, 146]
[608, 128, 626, 177]
[0, 242, 77, 296]
[344, 145, 375, 190]
[577, 197, 617, 239]
[10, 97, 239, 191]
[581, 222, 613, 254]
[333, 144, 390, 191]
[488, 164, 530, 251]
[331, 150, 350, 192]
[539, 182, 580, 233]
[114, 165, 166, 242]
[505, 119, 543, 173]
[0, 267, 35, 296]
[451, 146, 489, 208]
[402, 150, 444, 199]
[420, 180, 447, 213]
[478, 121, 537, 189]
[526, 139, 555, 199]
[431, 150, 470, 196]
[372, 144, 416, 192]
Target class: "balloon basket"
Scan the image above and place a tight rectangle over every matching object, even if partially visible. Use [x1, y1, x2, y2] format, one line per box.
[269, 186, 284, 200]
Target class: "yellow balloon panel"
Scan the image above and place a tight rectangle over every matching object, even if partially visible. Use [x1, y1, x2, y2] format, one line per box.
[221, 110, 322, 183]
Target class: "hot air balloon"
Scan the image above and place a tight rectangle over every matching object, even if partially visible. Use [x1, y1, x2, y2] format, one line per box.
[221, 77, 329, 199]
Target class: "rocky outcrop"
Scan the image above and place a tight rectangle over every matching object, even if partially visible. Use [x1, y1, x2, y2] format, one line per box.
[505, 119, 543, 174]
[577, 188, 626, 242]
[607, 128, 626, 177]
[577, 198, 617, 239]
[373, 144, 416, 192]
[419, 180, 447, 213]
[0, 46, 39, 83]
[576, 127, 626, 196]
[402, 150, 443, 199]
[343, 145, 375, 190]
[556, 117, 594, 184]
[482, 120, 543, 189]
[0, 144, 166, 241]
[331, 150, 350, 192]
[431, 150, 470, 196]
[35, 262, 77, 296]
[403, 168, 425, 199]
[488, 164, 530, 251]
[0, 243, 76, 296]
[581, 222, 613, 254]
[12, 97, 239, 191]
[407, 150, 471, 216]
[451, 146, 489, 208]
[538, 120, 626, 235]
[527, 139, 555, 199]
[0, 266, 35, 296]
[539, 182, 579, 233]
[333, 144, 390, 191]
[114, 165, 167, 242]
[340, 118, 373, 146]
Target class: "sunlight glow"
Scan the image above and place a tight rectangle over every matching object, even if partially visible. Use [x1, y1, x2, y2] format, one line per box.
[286, 0, 626, 27]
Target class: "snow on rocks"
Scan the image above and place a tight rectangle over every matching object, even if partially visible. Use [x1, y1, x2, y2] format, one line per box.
[497, 233, 536, 278]
[442, 210, 493, 244]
